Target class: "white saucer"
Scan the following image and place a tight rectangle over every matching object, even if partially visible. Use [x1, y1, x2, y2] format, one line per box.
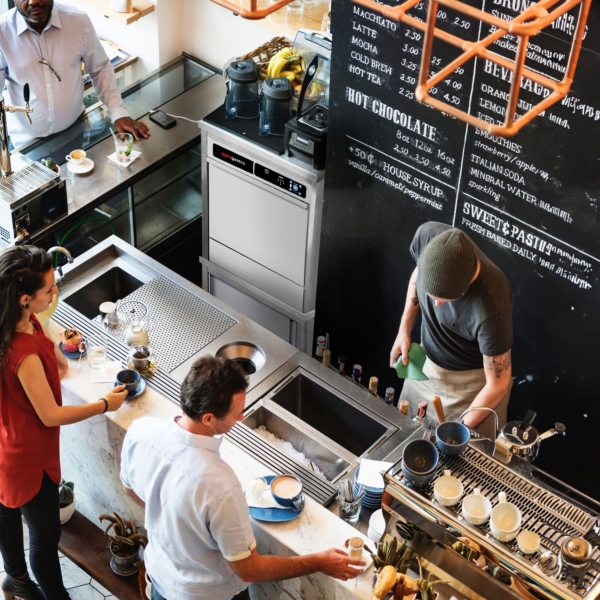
[67, 158, 94, 174]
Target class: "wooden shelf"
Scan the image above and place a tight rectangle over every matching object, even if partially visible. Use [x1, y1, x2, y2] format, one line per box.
[76, 0, 155, 25]
[58, 511, 141, 600]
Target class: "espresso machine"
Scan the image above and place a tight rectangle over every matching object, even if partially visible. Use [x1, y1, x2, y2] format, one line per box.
[381, 428, 600, 600]
[0, 83, 68, 245]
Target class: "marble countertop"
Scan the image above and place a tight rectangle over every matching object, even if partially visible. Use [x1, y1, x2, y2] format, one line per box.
[49, 320, 377, 600]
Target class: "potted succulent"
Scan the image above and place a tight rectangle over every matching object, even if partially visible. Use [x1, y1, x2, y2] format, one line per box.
[99, 512, 148, 576]
[40, 157, 60, 174]
[371, 541, 447, 600]
[59, 480, 75, 524]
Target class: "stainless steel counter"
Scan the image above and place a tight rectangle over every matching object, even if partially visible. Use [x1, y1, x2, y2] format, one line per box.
[55, 236, 422, 508]
[57, 236, 299, 391]
[21, 58, 226, 246]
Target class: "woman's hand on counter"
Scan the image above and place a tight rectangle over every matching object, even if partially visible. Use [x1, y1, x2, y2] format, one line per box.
[104, 385, 128, 412]
[114, 116, 150, 141]
[18, 356, 126, 427]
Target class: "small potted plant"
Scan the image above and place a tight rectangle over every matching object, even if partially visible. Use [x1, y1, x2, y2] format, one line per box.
[99, 512, 148, 576]
[409, 558, 448, 600]
[59, 480, 75, 524]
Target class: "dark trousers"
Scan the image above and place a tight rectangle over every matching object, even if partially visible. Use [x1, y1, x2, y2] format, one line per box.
[151, 583, 251, 600]
[0, 472, 70, 600]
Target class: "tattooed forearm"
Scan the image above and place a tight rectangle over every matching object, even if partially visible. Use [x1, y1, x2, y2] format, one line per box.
[483, 351, 511, 379]
[410, 283, 419, 306]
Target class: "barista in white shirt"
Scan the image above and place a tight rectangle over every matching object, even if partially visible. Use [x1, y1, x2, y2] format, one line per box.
[0, 0, 149, 148]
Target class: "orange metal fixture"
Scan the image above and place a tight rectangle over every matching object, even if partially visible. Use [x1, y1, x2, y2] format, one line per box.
[350, 0, 592, 137]
[209, 0, 294, 20]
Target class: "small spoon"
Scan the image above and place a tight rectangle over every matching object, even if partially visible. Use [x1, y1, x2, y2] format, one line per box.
[77, 341, 86, 369]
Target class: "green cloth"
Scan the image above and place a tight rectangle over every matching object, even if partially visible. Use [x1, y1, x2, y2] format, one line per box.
[393, 343, 429, 381]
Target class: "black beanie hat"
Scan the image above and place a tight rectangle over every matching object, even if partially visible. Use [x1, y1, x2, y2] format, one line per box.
[419, 229, 477, 300]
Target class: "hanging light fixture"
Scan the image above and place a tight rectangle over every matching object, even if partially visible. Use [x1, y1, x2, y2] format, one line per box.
[350, 0, 592, 137]
[209, 0, 295, 20]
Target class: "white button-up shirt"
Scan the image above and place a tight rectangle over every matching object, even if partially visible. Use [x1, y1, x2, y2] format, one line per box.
[0, 4, 129, 147]
[121, 416, 256, 600]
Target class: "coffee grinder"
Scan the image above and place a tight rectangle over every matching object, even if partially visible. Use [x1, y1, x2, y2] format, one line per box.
[284, 56, 328, 170]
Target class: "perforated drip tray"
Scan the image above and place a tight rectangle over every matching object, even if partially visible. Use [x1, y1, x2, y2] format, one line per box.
[91, 275, 238, 373]
[54, 302, 181, 404]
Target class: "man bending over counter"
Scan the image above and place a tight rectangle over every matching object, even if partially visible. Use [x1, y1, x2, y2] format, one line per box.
[121, 356, 364, 600]
[0, 0, 149, 148]
[390, 222, 513, 439]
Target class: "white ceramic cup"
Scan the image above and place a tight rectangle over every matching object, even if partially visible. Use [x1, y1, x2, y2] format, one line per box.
[433, 470, 464, 506]
[462, 488, 492, 525]
[517, 530, 540, 554]
[65, 149, 86, 165]
[490, 492, 521, 541]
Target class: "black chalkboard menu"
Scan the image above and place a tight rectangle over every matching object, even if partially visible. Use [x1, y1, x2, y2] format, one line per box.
[316, 0, 600, 498]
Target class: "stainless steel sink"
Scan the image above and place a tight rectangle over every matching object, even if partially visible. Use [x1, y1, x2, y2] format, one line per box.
[64, 266, 144, 319]
[55, 236, 300, 390]
[267, 368, 394, 457]
[242, 400, 354, 482]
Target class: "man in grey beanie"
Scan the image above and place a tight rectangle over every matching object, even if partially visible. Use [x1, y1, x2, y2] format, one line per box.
[390, 222, 513, 439]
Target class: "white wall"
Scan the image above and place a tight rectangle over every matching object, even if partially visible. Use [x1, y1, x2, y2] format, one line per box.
[179, 0, 277, 71]
[59, 0, 184, 80]
[60, 0, 278, 79]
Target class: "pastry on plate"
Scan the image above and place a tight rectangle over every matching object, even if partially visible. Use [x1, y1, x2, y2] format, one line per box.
[60, 327, 83, 352]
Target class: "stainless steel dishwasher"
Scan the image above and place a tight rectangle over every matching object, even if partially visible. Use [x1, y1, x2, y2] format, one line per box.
[200, 118, 325, 353]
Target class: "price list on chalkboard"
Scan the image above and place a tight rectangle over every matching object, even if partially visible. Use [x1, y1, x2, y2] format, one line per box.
[327, 0, 600, 291]
[319, 0, 600, 497]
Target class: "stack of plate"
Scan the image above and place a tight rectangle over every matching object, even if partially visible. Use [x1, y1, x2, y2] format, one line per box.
[368, 509, 386, 542]
[354, 480, 384, 510]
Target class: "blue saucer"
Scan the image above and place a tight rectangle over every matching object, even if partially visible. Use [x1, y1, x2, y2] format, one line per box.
[247, 475, 305, 522]
[59, 341, 86, 359]
[115, 377, 146, 400]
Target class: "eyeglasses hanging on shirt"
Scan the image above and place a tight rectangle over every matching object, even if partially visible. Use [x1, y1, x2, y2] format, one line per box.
[39, 59, 61, 82]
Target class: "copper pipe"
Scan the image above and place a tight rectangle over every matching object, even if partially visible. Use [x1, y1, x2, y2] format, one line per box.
[504, 34, 529, 130]
[208, 0, 294, 19]
[352, 0, 591, 136]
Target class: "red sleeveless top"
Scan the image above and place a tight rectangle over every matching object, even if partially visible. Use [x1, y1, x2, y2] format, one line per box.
[0, 314, 62, 507]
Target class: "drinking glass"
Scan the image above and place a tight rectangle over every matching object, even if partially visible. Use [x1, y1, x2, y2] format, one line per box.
[87, 335, 107, 369]
[337, 479, 364, 524]
[62, 174, 75, 204]
[286, 0, 304, 30]
[114, 132, 134, 165]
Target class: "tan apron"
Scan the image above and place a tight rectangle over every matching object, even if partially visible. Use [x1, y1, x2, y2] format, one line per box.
[400, 358, 512, 440]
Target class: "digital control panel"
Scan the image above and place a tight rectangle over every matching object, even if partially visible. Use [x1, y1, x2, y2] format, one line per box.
[254, 163, 307, 199]
[213, 143, 254, 174]
[288, 132, 315, 155]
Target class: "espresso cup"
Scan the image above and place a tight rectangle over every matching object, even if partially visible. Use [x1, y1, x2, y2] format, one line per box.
[516, 530, 540, 555]
[462, 488, 492, 525]
[270, 474, 304, 512]
[433, 470, 464, 506]
[401, 438, 439, 488]
[66, 149, 86, 165]
[490, 491, 521, 541]
[116, 369, 141, 394]
[436, 421, 470, 457]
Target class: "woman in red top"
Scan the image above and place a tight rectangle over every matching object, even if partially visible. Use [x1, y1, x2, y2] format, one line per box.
[0, 246, 128, 600]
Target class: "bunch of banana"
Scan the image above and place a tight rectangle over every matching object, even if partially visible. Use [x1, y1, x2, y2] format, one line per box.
[267, 47, 305, 82]
[370, 536, 410, 573]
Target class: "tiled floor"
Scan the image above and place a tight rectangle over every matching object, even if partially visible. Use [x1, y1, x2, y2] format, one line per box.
[0, 523, 119, 600]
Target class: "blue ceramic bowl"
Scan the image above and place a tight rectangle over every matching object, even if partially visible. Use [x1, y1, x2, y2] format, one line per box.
[436, 422, 470, 457]
[402, 439, 439, 487]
